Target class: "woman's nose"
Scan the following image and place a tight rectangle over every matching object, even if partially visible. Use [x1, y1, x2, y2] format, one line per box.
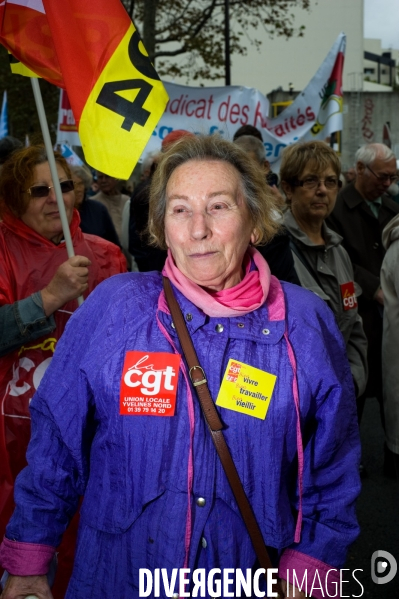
[47, 186, 57, 202]
[190, 210, 210, 239]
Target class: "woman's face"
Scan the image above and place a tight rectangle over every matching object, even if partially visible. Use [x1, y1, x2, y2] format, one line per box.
[72, 175, 85, 208]
[21, 161, 75, 243]
[97, 172, 119, 195]
[285, 164, 339, 225]
[164, 159, 256, 291]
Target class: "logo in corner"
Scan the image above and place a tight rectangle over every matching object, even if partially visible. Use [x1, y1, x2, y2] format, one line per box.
[371, 550, 397, 584]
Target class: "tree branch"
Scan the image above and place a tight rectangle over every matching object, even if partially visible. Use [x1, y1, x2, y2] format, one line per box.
[155, 0, 218, 45]
[155, 0, 196, 36]
[142, 0, 310, 80]
[154, 45, 189, 58]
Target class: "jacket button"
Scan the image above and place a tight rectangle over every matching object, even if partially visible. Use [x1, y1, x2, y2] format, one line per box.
[373, 242, 379, 249]
[186, 313, 193, 322]
[215, 324, 224, 333]
[262, 328, 270, 335]
[201, 537, 208, 548]
[237, 323, 244, 328]
[171, 321, 175, 329]
[196, 497, 206, 507]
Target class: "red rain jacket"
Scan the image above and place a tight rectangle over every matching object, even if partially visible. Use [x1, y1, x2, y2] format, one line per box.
[0, 209, 126, 596]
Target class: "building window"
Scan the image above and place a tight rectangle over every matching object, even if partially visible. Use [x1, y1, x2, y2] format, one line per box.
[364, 68, 375, 74]
[271, 101, 293, 117]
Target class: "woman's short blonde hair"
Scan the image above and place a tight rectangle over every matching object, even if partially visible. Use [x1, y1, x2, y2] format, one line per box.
[148, 134, 280, 249]
[280, 140, 341, 185]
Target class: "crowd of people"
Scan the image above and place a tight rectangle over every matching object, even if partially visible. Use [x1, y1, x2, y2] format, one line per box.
[0, 127, 397, 598]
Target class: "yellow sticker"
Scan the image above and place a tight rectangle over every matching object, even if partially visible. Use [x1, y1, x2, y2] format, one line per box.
[216, 359, 277, 420]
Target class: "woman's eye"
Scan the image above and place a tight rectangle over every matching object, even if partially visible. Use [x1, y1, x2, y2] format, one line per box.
[172, 206, 189, 215]
[211, 203, 227, 211]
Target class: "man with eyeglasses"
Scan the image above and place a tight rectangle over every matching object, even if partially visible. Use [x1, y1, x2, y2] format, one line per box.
[328, 143, 399, 477]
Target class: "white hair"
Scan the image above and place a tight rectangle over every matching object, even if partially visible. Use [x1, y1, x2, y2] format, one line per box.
[234, 135, 266, 166]
[70, 165, 93, 188]
[355, 143, 395, 168]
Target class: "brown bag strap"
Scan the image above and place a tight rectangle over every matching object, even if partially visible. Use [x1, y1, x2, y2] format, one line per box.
[163, 277, 283, 598]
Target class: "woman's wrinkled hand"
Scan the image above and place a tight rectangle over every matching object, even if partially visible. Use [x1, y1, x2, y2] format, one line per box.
[0, 574, 53, 599]
[41, 255, 91, 316]
[279, 577, 307, 598]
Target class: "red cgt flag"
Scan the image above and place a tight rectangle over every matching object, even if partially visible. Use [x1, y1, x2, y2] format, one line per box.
[0, 0, 168, 178]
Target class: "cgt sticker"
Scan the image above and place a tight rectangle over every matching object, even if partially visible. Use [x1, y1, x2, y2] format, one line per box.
[120, 352, 181, 416]
[340, 281, 358, 311]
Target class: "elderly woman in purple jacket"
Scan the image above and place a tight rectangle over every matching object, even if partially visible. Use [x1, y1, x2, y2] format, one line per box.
[0, 135, 360, 599]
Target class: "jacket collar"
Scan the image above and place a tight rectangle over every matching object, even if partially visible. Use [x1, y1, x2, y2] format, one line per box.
[340, 182, 365, 209]
[340, 183, 398, 226]
[158, 278, 285, 345]
[284, 209, 343, 249]
[2, 208, 82, 246]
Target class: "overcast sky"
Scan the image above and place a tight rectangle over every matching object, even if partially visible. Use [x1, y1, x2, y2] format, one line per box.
[364, 0, 399, 49]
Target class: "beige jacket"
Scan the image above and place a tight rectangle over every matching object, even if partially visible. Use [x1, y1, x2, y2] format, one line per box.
[90, 191, 129, 242]
[381, 214, 399, 454]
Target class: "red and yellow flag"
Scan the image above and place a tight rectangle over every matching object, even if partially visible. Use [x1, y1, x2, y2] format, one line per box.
[0, 0, 168, 178]
[8, 53, 40, 78]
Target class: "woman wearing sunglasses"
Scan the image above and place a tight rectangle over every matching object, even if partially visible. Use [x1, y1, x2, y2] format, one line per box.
[0, 145, 126, 598]
[281, 141, 368, 405]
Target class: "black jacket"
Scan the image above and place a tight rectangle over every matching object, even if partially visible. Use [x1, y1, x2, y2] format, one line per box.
[128, 180, 167, 272]
[79, 197, 121, 247]
[327, 183, 399, 301]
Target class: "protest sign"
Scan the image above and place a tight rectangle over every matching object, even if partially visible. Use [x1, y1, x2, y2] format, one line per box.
[56, 89, 80, 147]
[53, 32, 346, 173]
[144, 32, 346, 169]
[55, 143, 83, 166]
[0, 91, 8, 138]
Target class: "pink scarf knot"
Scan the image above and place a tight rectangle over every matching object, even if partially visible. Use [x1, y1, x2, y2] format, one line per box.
[162, 246, 271, 317]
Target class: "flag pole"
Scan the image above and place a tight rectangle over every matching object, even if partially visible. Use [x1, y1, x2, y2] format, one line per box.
[30, 78, 83, 305]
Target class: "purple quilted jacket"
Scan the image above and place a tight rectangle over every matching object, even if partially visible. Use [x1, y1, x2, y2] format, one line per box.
[0, 272, 361, 599]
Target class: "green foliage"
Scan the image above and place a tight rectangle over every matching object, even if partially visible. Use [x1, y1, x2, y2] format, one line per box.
[0, 46, 59, 144]
[122, 0, 310, 81]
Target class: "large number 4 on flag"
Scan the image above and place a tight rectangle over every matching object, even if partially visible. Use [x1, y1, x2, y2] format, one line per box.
[97, 31, 159, 131]
[0, 0, 168, 179]
[83, 26, 167, 175]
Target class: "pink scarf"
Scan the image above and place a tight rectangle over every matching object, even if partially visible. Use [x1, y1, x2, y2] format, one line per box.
[162, 246, 271, 317]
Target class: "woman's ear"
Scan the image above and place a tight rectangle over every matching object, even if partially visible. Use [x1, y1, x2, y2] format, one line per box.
[250, 228, 260, 245]
[280, 180, 292, 201]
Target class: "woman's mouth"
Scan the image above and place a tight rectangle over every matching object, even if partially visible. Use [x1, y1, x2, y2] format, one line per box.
[189, 251, 217, 258]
